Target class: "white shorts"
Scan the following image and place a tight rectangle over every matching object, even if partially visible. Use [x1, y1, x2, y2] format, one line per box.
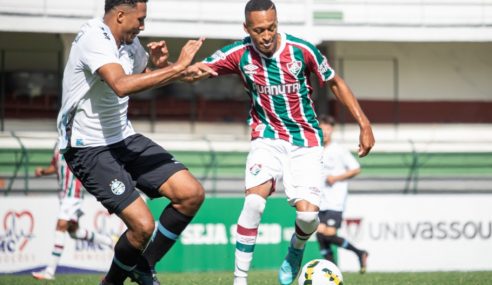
[57, 197, 84, 222]
[245, 138, 323, 207]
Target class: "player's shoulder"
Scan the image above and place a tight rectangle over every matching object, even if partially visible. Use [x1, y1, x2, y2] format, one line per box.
[207, 37, 249, 62]
[284, 33, 319, 52]
[75, 18, 114, 47]
[224, 36, 251, 52]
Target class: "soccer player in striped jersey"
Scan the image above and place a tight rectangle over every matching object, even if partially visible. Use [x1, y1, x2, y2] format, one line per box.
[31, 144, 114, 281]
[185, 0, 375, 284]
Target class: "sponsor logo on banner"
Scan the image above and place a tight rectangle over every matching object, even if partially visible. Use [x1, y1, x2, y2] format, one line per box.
[0, 210, 34, 252]
[340, 217, 492, 241]
[0, 210, 36, 264]
[367, 220, 492, 241]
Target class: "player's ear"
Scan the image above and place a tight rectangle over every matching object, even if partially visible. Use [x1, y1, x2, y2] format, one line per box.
[243, 22, 248, 34]
[116, 9, 125, 24]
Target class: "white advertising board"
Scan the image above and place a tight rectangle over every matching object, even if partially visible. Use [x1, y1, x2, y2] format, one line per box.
[337, 194, 492, 272]
[1, 194, 491, 273]
[0, 195, 125, 274]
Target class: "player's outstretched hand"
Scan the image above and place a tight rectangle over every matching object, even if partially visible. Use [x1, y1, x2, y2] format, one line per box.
[175, 37, 205, 71]
[147, 40, 169, 68]
[358, 125, 375, 157]
[182, 62, 218, 82]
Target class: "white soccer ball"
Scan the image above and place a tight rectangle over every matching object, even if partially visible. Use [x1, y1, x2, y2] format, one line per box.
[297, 259, 344, 285]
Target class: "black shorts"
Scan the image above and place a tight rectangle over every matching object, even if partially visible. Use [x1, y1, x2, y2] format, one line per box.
[64, 134, 187, 214]
[319, 210, 343, 229]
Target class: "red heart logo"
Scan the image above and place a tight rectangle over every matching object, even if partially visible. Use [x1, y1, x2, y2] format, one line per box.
[3, 210, 34, 251]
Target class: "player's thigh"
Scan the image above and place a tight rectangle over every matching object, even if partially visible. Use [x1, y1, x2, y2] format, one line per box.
[122, 135, 189, 199]
[284, 145, 323, 207]
[245, 138, 283, 192]
[157, 169, 204, 204]
[64, 146, 140, 215]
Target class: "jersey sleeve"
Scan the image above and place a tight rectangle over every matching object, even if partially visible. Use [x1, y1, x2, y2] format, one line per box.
[202, 41, 244, 75]
[132, 38, 149, 74]
[305, 45, 335, 85]
[78, 28, 120, 75]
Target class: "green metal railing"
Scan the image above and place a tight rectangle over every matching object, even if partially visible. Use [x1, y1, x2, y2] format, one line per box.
[1, 146, 492, 195]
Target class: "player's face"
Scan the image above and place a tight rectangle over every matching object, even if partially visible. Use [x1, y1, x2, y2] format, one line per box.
[320, 123, 334, 144]
[244, 9, 279, 57]
[120, 2, 146, 44]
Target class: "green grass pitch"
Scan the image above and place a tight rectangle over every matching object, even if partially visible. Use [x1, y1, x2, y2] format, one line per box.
[2, 270, 492, 285]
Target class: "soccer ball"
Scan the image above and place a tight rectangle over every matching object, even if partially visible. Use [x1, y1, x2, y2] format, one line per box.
[297, 259, 344, 285]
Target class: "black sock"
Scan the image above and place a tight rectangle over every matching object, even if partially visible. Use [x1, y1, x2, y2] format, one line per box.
[325, 235, 362, 255]
[316, 233, 335, 262]
[105, 231, 141, 284]
[142, 204, 193, 267]
[316, 233, 326, 251]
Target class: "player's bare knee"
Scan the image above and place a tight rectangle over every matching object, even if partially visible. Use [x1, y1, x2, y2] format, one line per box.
[132, 219, 155, 244]
[180, 183, 205, 212]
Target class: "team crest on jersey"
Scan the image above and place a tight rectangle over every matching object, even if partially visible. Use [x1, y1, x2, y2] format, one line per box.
[287, 60, 302, 77]
[244, 64, 258, 75]
[249, 163, 262, 176]
[110, 179, 125, 195]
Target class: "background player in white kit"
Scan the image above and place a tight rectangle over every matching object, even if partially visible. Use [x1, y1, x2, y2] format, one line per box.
[316, 115, 368, 273]
[184, 1, 375, 284]
[31, 144, 114, 281]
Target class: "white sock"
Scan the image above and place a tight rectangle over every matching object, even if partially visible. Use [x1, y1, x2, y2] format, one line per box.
[45, 230, 66, 276]
[234, 194, 266, 279]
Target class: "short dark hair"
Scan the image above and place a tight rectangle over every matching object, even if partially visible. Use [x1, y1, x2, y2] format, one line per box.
[318, 114, 336, 126]
[105, 0, 148, 14]
[245, 0, 276, 17]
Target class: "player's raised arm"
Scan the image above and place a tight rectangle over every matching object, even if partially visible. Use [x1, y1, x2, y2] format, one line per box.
[97, 38, 205, 97]
[327, 74, 375, 157]
[181, 62, 218, 82]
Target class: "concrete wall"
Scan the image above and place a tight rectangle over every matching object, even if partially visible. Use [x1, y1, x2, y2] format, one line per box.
[334, 42, 492, 102]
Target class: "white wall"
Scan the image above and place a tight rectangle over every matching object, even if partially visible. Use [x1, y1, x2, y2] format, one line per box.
[334, 42, 492, 101]
[0, 0, 491, 42]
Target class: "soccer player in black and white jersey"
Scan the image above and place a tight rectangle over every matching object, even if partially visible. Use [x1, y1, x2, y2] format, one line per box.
[56, 1, 216, 284]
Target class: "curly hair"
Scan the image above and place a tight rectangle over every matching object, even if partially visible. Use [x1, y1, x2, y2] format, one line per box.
[105, 0, 148, 13]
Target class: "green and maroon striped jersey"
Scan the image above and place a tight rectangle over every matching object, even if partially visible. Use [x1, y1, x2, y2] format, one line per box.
[203, 33, 335, 147]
